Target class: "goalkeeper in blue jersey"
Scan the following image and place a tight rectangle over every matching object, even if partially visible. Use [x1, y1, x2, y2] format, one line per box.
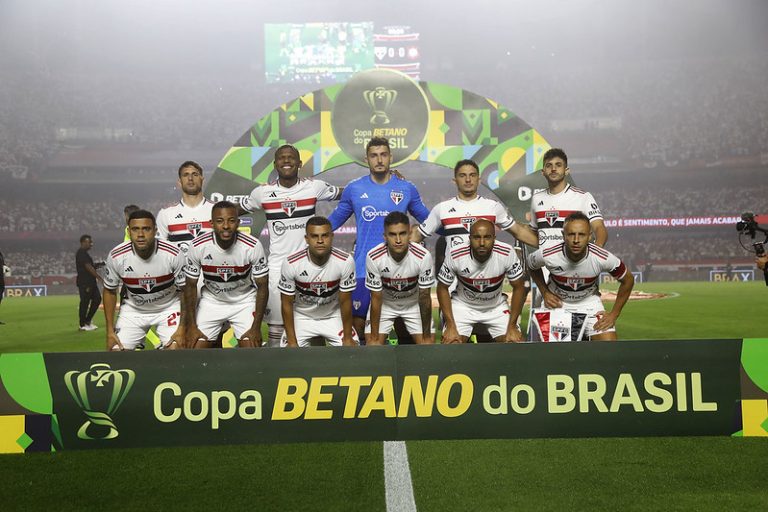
[328, 137, 430, 343]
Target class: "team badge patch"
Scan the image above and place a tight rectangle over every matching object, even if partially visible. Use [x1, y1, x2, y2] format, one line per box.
[310, 282, 327, 295]
[545, 211, 559, 227]
[281, 201, 297, 216]
[531, 309, 588, 342]
[138, 278, 156, 292]
[390, 191, 404, 205]
[460, 217, 476, 232]
[474, 279, 490, 291]
[567, 277, 586, 290]
[187, 222, 203, 235]
[217, 267, 234, 281]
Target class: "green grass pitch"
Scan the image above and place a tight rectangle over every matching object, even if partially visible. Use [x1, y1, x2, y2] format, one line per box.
[1, 281, 767, 510]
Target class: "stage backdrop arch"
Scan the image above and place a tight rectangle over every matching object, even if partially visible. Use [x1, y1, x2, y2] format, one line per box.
[205, 69, 552, 229]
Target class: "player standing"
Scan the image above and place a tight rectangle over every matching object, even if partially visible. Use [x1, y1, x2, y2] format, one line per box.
[365, 212, 435, 345]
[183, 201, 269, 349]
[527, 213, 634, 341]
[156, 161, 214, 255]
[437, 220, 527, 343]
[328, 137, 430, 343]
[238, 145, 341, 346]
[413, 159, 537, 250]
[279, 216, 357, 347]
[102, 210, 186, 350]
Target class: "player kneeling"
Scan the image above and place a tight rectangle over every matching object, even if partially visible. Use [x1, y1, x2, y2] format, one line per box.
[279, 216, 358, 347]
[365, 212, 434, 344]
[437, 220, 527, 343]
[183, 201, 269, 348]
[102, 210, 186, 350]
[527, 212, 634, 341]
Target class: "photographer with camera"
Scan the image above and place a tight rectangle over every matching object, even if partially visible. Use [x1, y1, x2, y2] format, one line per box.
[737, 212, 768, 285]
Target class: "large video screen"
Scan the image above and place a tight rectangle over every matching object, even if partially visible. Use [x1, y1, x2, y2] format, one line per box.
[264, 22, 375, 84]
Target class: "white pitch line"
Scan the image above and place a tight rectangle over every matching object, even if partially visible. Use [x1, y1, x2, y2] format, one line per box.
[384, 441, 418, 512]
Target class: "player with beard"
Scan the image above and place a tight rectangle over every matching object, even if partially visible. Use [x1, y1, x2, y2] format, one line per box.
[102, 210, 186, 351]
[183, 201, 269, 349]
[365, 212, 435, 345]
[527, 212, 633, 341]
[437, 220, 527, 343]
[238, 145, 341, 347]
[156, 161, 214, 255]
[328, 137, 430, 344]
[279, 216, 357, 347]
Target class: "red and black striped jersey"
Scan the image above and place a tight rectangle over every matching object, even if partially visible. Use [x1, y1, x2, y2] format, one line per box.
[364, 242, 434, 309]
[529, 185, 602, 250]
[156, 199, 214, 254]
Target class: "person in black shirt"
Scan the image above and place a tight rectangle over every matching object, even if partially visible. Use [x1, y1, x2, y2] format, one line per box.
[76, 235, 103, 331]
[0, 249, 6, 324]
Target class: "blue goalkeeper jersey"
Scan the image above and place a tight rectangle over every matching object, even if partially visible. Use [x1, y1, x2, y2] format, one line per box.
[328, 174, 430, 277]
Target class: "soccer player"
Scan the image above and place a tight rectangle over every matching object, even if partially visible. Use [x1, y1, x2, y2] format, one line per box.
[102, 210, 186, 351]
[527, 212, 634, 341]
[279, 216, 357, 347]
[413, 159, 538, 251]
[75, 234, 104, 331]
[156, 161, 214, 255]
[238, 145, 341, 347]
[437, 219, 527, 343]
[365, 212, 435, 345]
[328, 137, 430, 342]
[183, 201, 269, 349]
[530, 148, 607, 250]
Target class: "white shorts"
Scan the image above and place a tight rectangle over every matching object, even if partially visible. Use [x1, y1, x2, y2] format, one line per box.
[265, 267, 282, 325]
[280, 313, 359, 347]
[365, 303, 424, 335]
[115, 301, 181, 350]
[196, 295, 256, 340]
[448, 299, 513, 339]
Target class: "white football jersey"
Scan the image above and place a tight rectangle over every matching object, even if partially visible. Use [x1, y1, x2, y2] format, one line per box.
[437, 240, 524, 309]
[104, 240, 186, 312]
[185, 231, 268, 303]
[240, 178, 340, 268]
[418, 195, 516, 252]
[156, 199, 215, 254]
[278, 247, 355, 318]
[529, 185, 602, 250]
[365, 242, 434, 310]
[527, 243, 626, 302]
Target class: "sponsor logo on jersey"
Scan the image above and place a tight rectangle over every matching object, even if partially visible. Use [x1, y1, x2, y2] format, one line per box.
[204, 254, 213, 260]
[381, 267, 390, 273]
[448, 207, 456, 213]
[537, 201, 544, 206]
[361, 205, 390, 222]
[125, 266, 134, 272]
[300, 270, 309, 277]
[175, 213, 183, 219]
[545, 211, 559, 227]
[268, 191, 277, 198]
[281, 201, 297, 216]
[360, 193, 369, 199]
[139, 278, 156, 292]
[390, 191, 404, 205]
[451, 237, 463, 247]
[461, 267, 470, 274]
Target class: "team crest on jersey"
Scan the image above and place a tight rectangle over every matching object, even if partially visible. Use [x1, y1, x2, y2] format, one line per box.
[187, 222, 203, 235]
[390, 278, 409, 291]
[281, 201, 297, 216]
[567, 277, 586, 290]
[390, 191, 404, 205]
[474, 279, 490, 291]
[217, 267, 234, 281]
[310, 282, 327, 295]
[138, 278, 156, 292]
[545, 211, 559, 227]
[353, 300, 362, 310]
[461, 217, 476, 232]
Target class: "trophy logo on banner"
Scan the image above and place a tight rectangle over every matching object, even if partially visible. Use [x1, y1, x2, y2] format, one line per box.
[363, 86, 398, 125]
[64, 363, 135, 440]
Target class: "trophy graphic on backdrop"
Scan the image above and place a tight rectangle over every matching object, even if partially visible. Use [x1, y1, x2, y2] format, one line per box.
[363, 86, 398, 125]
[65, 363, 135, 440]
